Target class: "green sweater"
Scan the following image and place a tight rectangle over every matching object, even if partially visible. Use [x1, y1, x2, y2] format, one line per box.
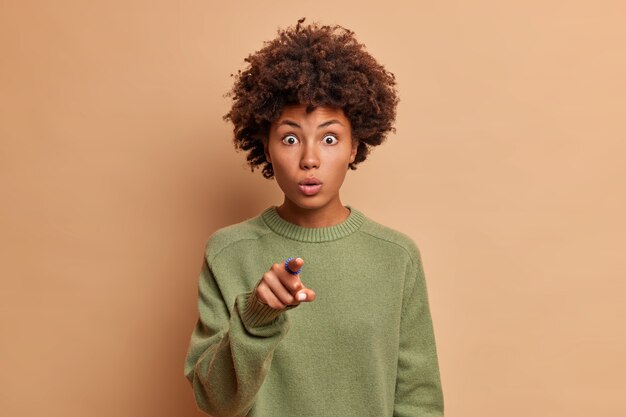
[184, 206, 444, 416]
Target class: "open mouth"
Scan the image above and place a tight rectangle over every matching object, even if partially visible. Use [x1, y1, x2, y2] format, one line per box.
[298, 178, 322, 196]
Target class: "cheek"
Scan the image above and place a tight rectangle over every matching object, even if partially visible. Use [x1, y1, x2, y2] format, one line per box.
[325, 157, 351, 182]
[327, 146, 354, 166]
[270, 154, 298, 184]
[271, 151, 294, 169]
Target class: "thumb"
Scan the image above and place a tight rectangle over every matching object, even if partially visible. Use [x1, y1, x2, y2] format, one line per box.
[295, 287, 316, 302]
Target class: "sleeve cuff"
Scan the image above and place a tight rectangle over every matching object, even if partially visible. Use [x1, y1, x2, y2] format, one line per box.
[241, 289, 296, 328]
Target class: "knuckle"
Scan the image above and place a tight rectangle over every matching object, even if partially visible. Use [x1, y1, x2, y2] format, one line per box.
[255, 288, 267, 303]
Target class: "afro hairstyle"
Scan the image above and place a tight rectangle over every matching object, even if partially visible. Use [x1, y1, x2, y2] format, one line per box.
[224, 18, 399, 179]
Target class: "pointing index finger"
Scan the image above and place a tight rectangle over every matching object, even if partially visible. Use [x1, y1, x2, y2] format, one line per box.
[286, 257, 304, 275]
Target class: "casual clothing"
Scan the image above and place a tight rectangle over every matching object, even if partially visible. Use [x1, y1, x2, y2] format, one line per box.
[184, 206, 444, 416]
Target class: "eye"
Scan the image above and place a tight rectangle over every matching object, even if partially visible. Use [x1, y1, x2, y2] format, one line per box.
[323, 134, 338, 145]
[282, 134, 299, 145]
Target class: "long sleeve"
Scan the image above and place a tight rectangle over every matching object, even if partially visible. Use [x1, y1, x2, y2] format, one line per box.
[184, 256, 290, 417]
[393, 248, 444, 417]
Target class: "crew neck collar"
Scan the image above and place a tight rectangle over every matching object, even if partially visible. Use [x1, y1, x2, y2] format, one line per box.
[261, 206, 365, 242]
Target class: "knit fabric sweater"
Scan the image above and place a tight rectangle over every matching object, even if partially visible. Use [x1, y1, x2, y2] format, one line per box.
[184, 206, 444, 417]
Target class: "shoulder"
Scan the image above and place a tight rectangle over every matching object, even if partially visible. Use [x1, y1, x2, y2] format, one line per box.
[356, 209, 422, 264]
[203, 209, 273, 262]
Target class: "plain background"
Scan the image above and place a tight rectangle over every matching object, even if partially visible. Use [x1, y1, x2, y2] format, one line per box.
[1, 1, 625, 416]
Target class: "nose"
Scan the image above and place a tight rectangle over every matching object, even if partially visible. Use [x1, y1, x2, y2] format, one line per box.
[300, 142, 320, 170]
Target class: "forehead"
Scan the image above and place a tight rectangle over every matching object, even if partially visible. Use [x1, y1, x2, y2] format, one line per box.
[273, 104, 349, 127]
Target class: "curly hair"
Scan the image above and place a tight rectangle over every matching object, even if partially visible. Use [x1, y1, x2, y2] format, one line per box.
[224, 18, 399, 179]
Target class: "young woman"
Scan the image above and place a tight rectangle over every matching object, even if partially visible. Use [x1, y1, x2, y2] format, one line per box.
[184, 19, 444, 417]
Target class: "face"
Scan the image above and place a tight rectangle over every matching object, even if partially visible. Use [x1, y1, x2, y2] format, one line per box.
[264, 104, 357, 214]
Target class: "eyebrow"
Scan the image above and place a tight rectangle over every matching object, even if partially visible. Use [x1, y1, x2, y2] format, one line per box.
[278, 119, 344, 129]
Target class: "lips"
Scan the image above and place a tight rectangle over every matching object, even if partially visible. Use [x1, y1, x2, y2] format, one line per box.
[298, 177, 322, 196]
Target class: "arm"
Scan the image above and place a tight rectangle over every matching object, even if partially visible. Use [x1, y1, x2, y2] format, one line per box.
[394, 247, 444, 417]
[184, 256, 290, 417]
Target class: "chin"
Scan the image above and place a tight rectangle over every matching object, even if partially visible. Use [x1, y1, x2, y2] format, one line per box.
[287, 195, 328, 211]
[294, 200, 326, 211]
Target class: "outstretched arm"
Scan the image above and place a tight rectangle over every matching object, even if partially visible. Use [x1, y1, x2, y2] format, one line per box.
[184, 255, 314, 417]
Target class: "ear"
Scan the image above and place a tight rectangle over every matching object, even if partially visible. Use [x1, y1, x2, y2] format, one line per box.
[263, 138, 272, 163]
[349, 140, 358, 164]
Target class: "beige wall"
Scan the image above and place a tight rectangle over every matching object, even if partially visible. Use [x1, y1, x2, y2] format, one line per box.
[1, 1, 625, 416]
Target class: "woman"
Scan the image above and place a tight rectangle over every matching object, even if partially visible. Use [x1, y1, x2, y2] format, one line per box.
[184, 19, 444, 417]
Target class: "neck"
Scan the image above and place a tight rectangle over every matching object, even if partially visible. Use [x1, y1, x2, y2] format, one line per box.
[276, 198, 350, 228]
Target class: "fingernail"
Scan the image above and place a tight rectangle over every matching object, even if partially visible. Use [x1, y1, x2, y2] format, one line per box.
[297, 293, 307, 301]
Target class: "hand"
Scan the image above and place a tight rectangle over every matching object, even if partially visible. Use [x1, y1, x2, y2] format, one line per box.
[256, 257, 316, 310]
